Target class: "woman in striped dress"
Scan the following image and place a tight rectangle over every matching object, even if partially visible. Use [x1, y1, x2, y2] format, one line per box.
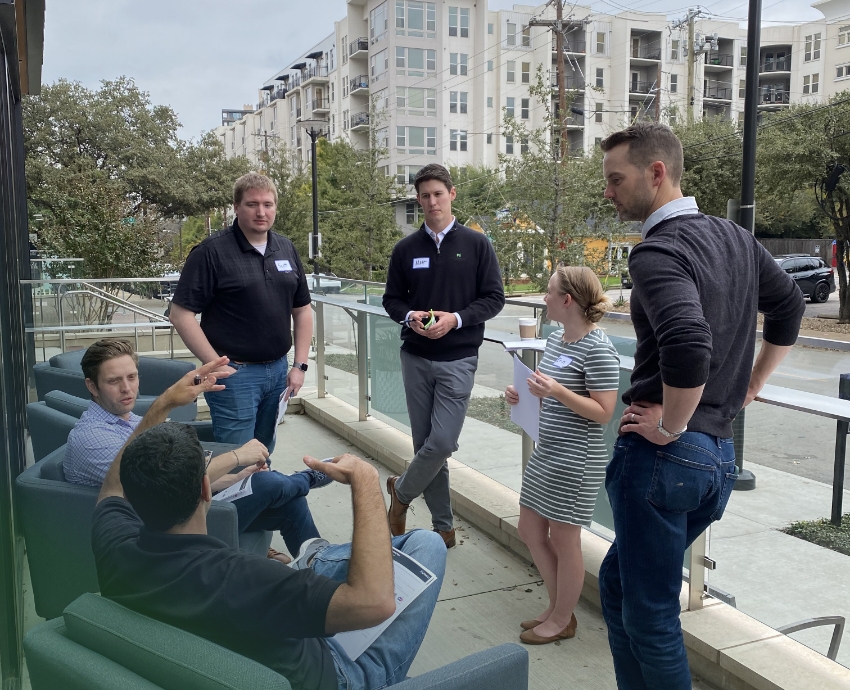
[506, 266, 620, 645]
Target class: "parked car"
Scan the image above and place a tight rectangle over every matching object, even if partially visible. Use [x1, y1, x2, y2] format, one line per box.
[773, 254, 835, 303]
[620, 270, 633, 289]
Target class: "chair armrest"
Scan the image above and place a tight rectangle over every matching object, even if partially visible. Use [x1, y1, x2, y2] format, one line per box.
[207, 501, 239, 548]
[183, 420, 215, 442]
[33, 364, 89, 401]
[393, 644, 528, 690]
[26, 402, 79, 462]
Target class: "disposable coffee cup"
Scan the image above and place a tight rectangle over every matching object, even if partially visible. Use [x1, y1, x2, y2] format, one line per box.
[519, 318, 537, 340]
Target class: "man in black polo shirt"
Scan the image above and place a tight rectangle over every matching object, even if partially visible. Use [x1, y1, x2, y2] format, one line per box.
[92, 357, 447, 690]
[170, 172, 312, 452]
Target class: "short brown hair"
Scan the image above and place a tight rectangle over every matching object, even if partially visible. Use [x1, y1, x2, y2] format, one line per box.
[81, 339, 138, 385]
[233, 172, 278, 206]
[414, 164, 453, 193]
[600, 123, 684, 185]
[552, 266, 612, 324]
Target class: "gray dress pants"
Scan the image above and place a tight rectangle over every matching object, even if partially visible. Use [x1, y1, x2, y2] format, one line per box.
[395, 349, 478, 531]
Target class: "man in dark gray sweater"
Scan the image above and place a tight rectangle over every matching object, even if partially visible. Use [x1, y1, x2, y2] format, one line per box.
[598, 123, 805, 690]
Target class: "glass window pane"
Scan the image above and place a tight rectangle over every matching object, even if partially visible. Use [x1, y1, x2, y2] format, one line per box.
[409, 1, 424, 31]
[409, 88, 425, 109]
[408, 48, 424, 69]
[396, 0, 405, 28]
[397, 126, 405, 146]
[409, 127, 425, 147]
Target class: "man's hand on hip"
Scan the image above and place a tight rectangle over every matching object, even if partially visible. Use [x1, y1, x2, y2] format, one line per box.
[162, 357, 234, 409]
[422, 311, 458, 339]
[618, 400, 676, 445]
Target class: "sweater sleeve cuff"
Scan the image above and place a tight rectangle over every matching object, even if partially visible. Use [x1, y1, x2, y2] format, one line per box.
[762, 318, 802, 347]
[660, 359, 710, 389]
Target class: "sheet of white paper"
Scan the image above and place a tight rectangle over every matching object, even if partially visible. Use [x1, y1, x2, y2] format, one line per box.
[272, 387, 290, 444]
[333, 548, 437, 660]
[502, 339, 548, 353]
[214, 473, 254, 503]
[510, 356, 540, 443]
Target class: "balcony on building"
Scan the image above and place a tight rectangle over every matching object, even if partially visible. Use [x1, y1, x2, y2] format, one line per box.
[550, 74, 585, 91]
[759, 46, 792, 75]
[350, 75, 369, 96]
[703, 84, 733, 102]
[349, 111, 370, 131]
[758, 83, 791, 109]
[221, 109, 253, 127]
[349, 37, 368, 59]
[303, 64, 329, 87]
[628, 78, 656, 96]
[703, 103, 731, 120]
[551, 31, 586, 55]
[629, 30, 662, 64]
[553, 102, 585, 129]
[309, 96, 330, 115]
[705, 38, 735, 72]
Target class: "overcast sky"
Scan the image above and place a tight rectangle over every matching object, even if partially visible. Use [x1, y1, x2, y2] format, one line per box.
[42, 0, 824, 141]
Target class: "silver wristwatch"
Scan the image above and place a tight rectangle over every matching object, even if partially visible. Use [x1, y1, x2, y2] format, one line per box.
[657, 418, 687, 439]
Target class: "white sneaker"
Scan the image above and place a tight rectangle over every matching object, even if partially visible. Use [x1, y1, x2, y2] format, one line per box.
[289, 537, 330, 570]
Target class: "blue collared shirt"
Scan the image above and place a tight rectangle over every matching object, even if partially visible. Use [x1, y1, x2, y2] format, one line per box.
[641, 197, 700, 239]
[64, 402, 141, 486]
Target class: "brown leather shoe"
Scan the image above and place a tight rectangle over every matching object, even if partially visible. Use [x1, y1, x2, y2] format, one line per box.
[519, 613, 577, 645]
[520, 619, 544, 630]
[387, 476, 409, 537]
[267, 548, 292, 565]
[434, 528, 456, 549]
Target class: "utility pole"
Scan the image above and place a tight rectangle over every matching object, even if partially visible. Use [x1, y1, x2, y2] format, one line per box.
[687, 14, 695, 124]
[529, 1, 581, 162]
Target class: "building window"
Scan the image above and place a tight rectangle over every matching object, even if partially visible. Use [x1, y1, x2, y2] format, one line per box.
[671, 39, 679, 61]
[595, 103, 602, 123]
[507, 60, 515, 82]
[370, 1, 388, 43]
[371, 49, 389, 82]
[331, 113, 336, 135]
[461, 8, 469, 37]
[595, 137, 602, 147]
[449, 91, 467, 114]
[506, 97, 515, 118]
[522, 62, 531, 83]
[803, 75, 810, 93]
[397, 165, 422, 185]
[521, 137, 529, 154]
[739, 79, 745, 98]
[396, 126, 437, 154]
[596, 31, 605, 54]
[342, 35, 348, 64]
[397, 1, 437, 38]
[397, 87, 436, 115]
[397, 47, 436, 76]
[805, 33, 821, 61]
[487, 96, 493, 107]
[837, 63, 850, 79]
[460, 91, 468, 113]
[449, 53, 468, 76]
[505, 135, 514, 154]
[487, 133, 493, 143]
[329, 47, 335, 71]
[343, 76, 349, 97]
[596, 67, 603, 88]
[815, 33, 821, 60]
[488, 22, 494, 35]
[840, 26, 850, 46]
[487, 59, 493, 71]
[450, 129, 467, 151]
[740, 46, 747, 67]
[406, 202, 420, 225]
[507, 22, 516, 47]
[330, 82, 335, 102]
[522, 25, 531, 47]
[670, 74, 677, 93]
[521, 98, 529, 119]
[449, 7, 458, 36]
[812, 73, 820, 93]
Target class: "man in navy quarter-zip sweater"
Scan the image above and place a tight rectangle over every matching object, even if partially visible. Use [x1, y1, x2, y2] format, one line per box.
[383, 164, 504, 548]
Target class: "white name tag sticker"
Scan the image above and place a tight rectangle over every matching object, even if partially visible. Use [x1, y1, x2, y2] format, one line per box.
[552, 355, 573, 369]
[275, 260, 293, 272]
[413, 257, 430, 269]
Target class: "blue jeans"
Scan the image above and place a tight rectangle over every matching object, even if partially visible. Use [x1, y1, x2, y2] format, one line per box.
[232, 470, 320, 554]
[206, 358, 288, 452]
[313, 530, 447, 690]
[599, 432, 737, 690]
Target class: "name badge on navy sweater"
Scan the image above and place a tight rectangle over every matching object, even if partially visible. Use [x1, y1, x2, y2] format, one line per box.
[275, 260, 293, 272]
[413, 257, 430, 269]
[552, 355, 573, 368]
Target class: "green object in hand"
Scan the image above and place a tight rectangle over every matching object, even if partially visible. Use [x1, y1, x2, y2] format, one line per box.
[423, 309, 436, 330]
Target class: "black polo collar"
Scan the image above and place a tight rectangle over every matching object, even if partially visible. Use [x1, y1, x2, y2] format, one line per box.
[231, 219, 281, 257]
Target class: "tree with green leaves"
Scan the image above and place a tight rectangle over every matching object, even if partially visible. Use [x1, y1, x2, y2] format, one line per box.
[756, 93, 850, 320]
[262, 145, 312, 261]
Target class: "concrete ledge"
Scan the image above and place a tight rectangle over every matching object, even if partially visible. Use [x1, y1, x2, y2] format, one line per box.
[296, 392, 850, 690]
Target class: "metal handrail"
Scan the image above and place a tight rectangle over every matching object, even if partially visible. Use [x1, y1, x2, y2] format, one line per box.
[777, 616, 845, 660]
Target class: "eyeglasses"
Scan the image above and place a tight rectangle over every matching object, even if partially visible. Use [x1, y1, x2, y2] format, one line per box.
[204, 450, 213, 472]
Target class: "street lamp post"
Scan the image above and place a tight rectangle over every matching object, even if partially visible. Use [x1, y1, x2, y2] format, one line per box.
[300, 119, 328, 276]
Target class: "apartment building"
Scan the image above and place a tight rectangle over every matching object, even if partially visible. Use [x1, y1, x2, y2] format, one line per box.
[215, 0, 850, 233]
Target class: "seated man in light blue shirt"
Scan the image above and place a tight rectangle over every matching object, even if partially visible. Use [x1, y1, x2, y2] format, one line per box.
[64, 338, 331, 562]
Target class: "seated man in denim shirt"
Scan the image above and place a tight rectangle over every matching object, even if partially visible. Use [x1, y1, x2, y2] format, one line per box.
[65, 338, 331, 562]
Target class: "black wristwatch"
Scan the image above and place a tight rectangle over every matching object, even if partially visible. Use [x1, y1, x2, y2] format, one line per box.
[292, 361, 309, 372]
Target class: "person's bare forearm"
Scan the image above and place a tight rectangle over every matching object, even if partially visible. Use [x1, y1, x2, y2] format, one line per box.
[291, 306, 313, 364]
[206, 452, 239, 484]
[747, 341, 793, 399]
[169, 303, 219, 363]
[661, 383, 705, 433]
[550, 387, 616, 424]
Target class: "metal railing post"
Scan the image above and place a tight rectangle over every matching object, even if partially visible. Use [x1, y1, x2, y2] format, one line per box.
[520, 347, 536, 473]
[316, 302, 326, 398]
[688, 530, 708, 610]
[356, 310, 368, 421]
[732, 410, 755, 490]
[832, 374, 850, 526]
